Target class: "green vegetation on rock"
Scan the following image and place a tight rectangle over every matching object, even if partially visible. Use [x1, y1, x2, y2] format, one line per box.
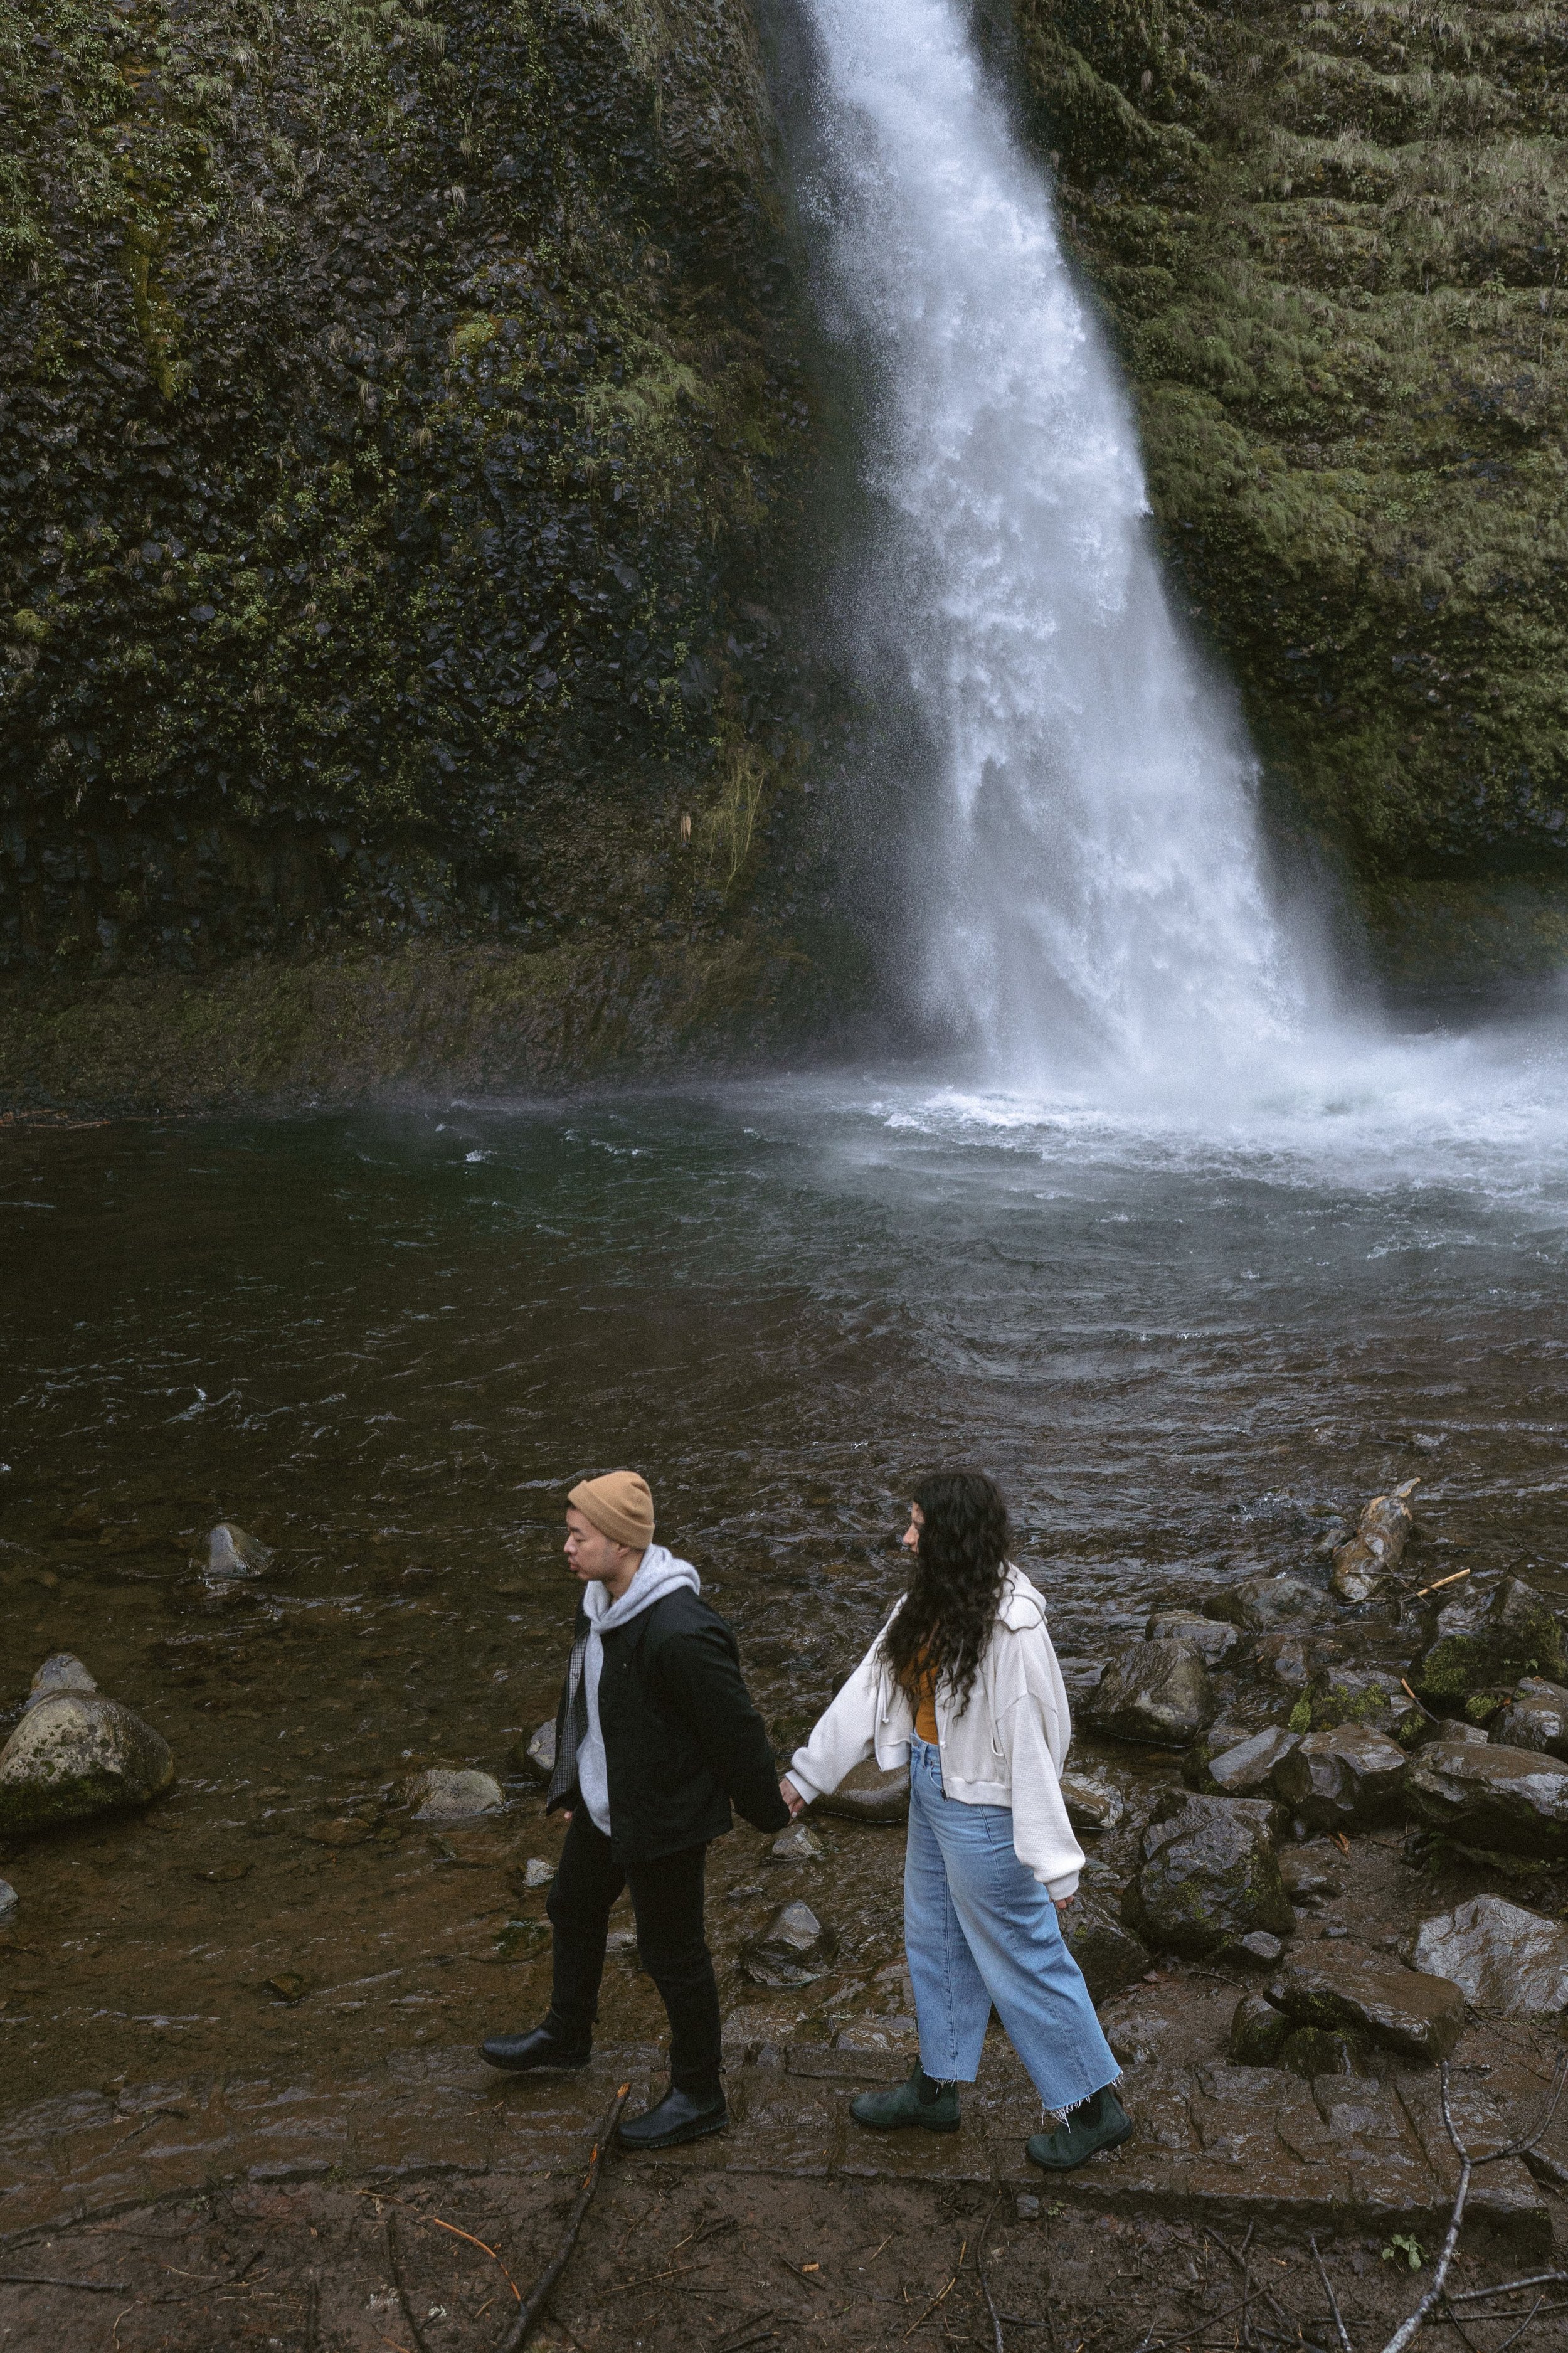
[1006, 0, 1568, 977]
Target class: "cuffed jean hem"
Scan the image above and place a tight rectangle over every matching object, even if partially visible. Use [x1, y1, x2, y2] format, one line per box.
[904, 1734, 1120, 2117]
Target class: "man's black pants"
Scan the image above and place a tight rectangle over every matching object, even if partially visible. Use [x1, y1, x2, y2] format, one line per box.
[546, 1812, 721, 2097]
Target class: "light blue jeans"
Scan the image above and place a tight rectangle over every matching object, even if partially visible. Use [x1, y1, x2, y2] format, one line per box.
[905, 1734, 1119, 2114]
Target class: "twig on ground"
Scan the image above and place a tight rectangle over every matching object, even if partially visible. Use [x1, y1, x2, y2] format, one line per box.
[973, 2196, 1006, 2353]
[1310, 2236, 1352, 2353]
[1448, 2274, 1568, 2305]
[0, 2275, 132, 2293]
[1490, 2293, 1546, 2353]
[777, 2255, 830, 2294]
[903, 2270, 961, 2339]
[386, 2212, 436, 2353]
[497, 2079, 630, 2353]
[429, 2217, 522, 2303]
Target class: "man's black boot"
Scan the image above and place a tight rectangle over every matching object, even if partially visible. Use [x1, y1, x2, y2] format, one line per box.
[479, 2015, 592, 2073]
[618, 2085, 728, 2151]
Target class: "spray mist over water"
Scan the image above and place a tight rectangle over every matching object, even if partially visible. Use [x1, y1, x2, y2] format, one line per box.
[797, 0, 1316, 1086]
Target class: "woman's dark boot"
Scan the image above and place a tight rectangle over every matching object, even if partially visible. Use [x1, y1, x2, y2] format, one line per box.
[1025, 2085, 1133, 2171]
[849, 2061, 961, 2133]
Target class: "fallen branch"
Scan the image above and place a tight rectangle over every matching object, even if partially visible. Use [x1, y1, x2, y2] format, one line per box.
[1310, 2236, 1351, 2353]
[1448, 2274, 1568, 2305]
[497, 2081, 630, 2353]
[974, 2197, 1005, 2353]
[386, 2212, 435, 2353]
[429, 2217, 522, 2303]
[0, 2275, 132, 2293]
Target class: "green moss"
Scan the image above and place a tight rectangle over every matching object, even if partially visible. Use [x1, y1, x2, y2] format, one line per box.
[1288, 1695, 1312, 1733]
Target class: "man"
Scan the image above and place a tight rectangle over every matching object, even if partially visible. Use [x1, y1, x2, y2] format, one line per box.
[480, 1470, 791, 2149]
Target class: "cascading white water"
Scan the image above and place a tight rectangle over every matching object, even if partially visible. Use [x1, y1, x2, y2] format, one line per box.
[796, 0, 1316, 1086]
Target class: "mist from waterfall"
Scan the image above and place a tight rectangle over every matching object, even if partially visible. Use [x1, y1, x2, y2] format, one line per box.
[792, 0, 1318, 1092]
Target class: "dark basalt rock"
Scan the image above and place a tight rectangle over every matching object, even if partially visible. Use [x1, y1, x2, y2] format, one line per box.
[1416, 1576, 1567, 1707]
[1204, 1726, 1299, 1798]
[1082, 1638, 1216, 1746]
[810, 1758, 909, 1825]
[1122, 1795, 1295, 1958]
[1406, 1896, 1568, 2016]
[1265, 1950, 1466, 2062]
[1064, 1900, 1150, 2005]
[742, 1899, 836, 1989]
[1404, 1741, 1568, 1858]
[1272, 1726, 1408, 1830]
[1278, 2025, 1364, 2079]
[1492, 1677, 1568, 1761]
[1145, 1610, 1239, 1667]
[1230, 1989, 1291, 2065]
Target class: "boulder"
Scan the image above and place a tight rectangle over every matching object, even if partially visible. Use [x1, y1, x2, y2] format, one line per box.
[1253, 1631, 1345, 1691]
[1273, 1726, 1408, 1830]
[1145, 1610, 1239, 1666]
[405, 1767, 505, 1822]
[1331, 1480, 1419, 1604]
[1062, 1900, 1150, 2004]
[1492, 1677, 1568, 1761]
[1422, 1721, 1489, 1746]
[1416, 1574, 1566, 1704]
[1059, 1771, 1124, 1832]
[1207, 1727, 1299, 1798]
[20, 1654, 97, 1714]
[742, 1899, 835, 1988]
[1279, 2026, 1362, 2079]
[1404, 1742, 1568, 1858]
[810, 1757, 909, 1824]
[206, 1522, 273, 1578]
[0, 1879, 17, 1926]
[0, 1694, 174, 1835]
[1230, 1990, 1291, 2065]
[1207, 1576, 1334, 1633]
[1405, 1896, 1568, 2016]
[1082, 1639, 1216, 1746]
[1122, 1795, 1295, 1958]
[1266, 1950, 1466, 2061]
[512, 1719, 556, 1781]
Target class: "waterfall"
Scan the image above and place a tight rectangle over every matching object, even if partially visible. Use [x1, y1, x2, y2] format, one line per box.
[793, 0, 1316, 1088]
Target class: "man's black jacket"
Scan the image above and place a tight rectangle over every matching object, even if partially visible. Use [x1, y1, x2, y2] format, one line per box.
[546, 1588, 791, 1861]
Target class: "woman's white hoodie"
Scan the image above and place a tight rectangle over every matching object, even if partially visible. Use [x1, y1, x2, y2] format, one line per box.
[786, 1565, 1085, 1901]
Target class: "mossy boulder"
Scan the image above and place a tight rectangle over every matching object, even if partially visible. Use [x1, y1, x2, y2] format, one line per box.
[1083, 1637, 1216, 1746]
[1416, 1576, 1567, 1707]
[0, 1692, 174, 1835]
[1123, 1794, 1295, 1957]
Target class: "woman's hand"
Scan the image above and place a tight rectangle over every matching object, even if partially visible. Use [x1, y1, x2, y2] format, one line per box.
[779, 1776, 806, 1820]
[1052, 1893, 1075, 1909]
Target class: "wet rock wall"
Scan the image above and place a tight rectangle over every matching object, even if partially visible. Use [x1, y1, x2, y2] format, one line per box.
[1005, 0, 1568, 986]
[0, 0, 863, 1102]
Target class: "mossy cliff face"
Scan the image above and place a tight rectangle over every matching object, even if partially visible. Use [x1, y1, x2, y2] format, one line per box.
[1007, 0, 1568, 980]
[0, 0, 858, 1100]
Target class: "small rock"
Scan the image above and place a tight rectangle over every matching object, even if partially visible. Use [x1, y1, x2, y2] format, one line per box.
[1253, 1630, 1344, 1690]
[1207, 1727, 1300, 1798]
[20, 1654, 97, 1714]
[1416, 1573, 1567, 1703]
[810, 1758, 909, 1824]
[1320, 1923, 1348, 1939]
[1492, 1677, 1568, 1761]
[405, 1768, 505, 1823]
[1145, 1610, 1239, 1666]
[1236, 1930, 1285, 1965]
[1425, 1721, 1490, 1746]
[1083, 1639, 1216, 1747]
[0, 1879, 17, 1926]
[1273, 1726, 1407, 1830]
[1266, 1950, 1466, 2061]
[1404, 1742, 1568, 1857]
[1405, 1895, 1568, 2016]
[1122, 1795, 1294, 1957]
[207, 1522, 272, 1579]
[1064, 1900, 1150, 2004]
[523, 1857, 556, 1889]
[514, 1719, 556, 1781]
[742, 1899, 836, 1988]
[768, 1822, 825, 1863]
[1230, 1990, 1291, 2064]
[1015, 2193, 1041, 2221]
[305, 1817, 373, 1847]
[0, 1694, 175, 1835]
[1278, 1851, 1341, 1904]
[1059, 1770, 1123, 1832]
[1208, 1575, 1335, 1633]
[265, 1972, 311, 2003]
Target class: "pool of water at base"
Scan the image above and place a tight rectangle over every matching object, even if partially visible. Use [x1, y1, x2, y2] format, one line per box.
[3, 1060, 1568, 2111]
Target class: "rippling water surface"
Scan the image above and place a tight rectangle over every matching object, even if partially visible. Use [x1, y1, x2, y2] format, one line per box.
[4, 1054, 1568, 2105]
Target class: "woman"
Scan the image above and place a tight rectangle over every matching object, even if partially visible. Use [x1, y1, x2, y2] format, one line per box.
[780, 1470, 1130, 2172]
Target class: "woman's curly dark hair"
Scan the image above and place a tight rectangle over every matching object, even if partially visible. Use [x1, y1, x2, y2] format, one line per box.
[880, 1470, 1012, 1716]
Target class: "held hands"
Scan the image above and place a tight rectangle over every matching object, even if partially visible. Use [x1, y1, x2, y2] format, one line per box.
[779, 1776, 807, 1820]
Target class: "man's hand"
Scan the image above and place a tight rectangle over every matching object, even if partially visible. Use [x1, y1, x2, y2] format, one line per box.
[780, 1776, 806, 1820]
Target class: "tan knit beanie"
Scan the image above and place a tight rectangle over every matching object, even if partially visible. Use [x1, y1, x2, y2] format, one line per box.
[568, 1470, 655, 1551]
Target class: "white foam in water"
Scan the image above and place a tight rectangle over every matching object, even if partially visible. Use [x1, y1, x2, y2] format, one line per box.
[795, 0, 1568, 1173]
